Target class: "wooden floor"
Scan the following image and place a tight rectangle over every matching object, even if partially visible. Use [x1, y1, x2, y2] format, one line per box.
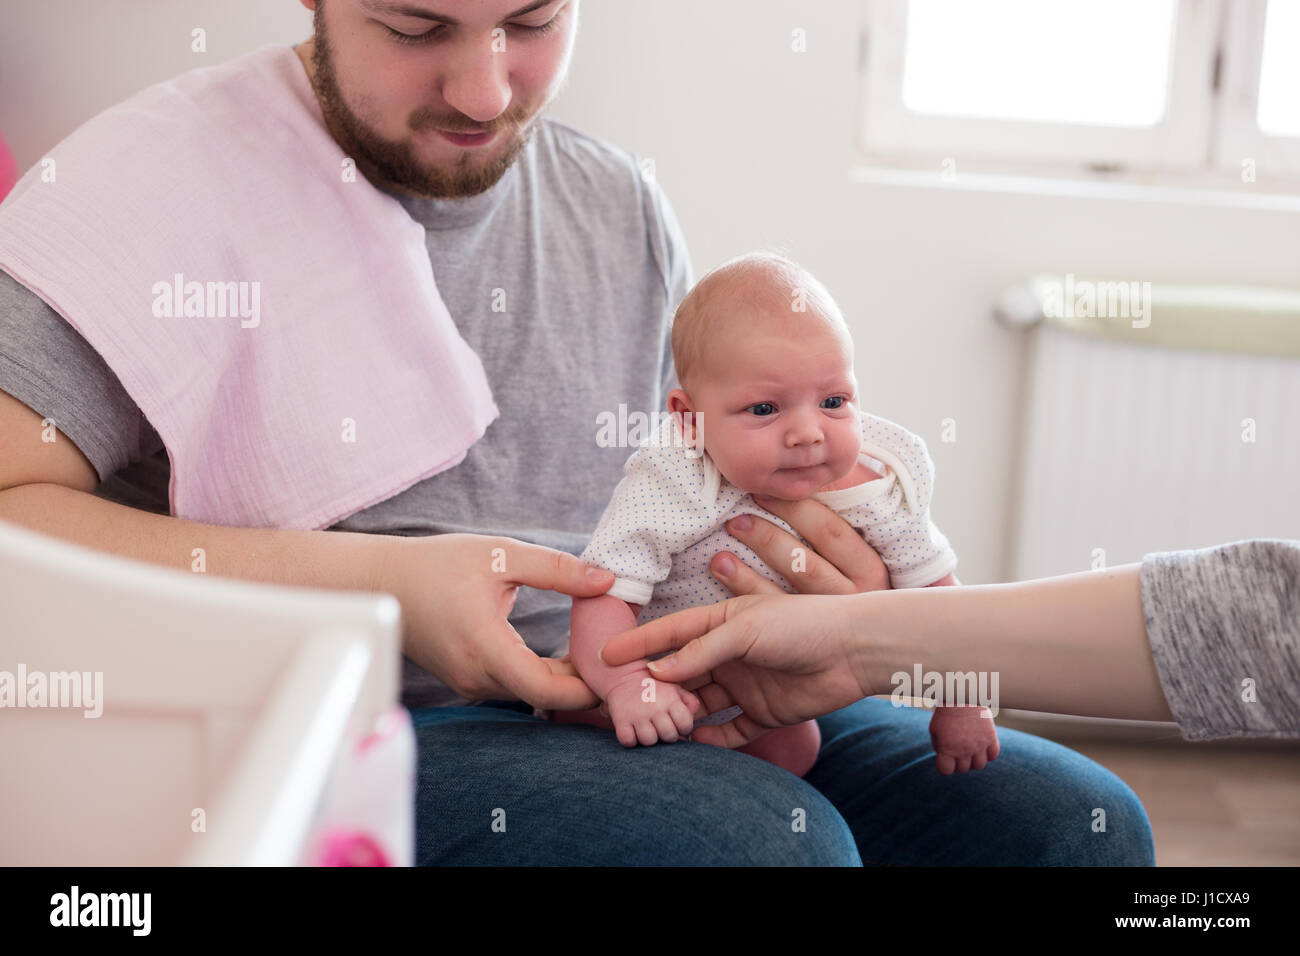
[996, 711, 1300, 866]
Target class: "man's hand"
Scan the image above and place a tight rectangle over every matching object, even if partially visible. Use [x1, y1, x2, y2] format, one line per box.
[710, 494, 891, 597]
[598, 592, 876, 749]
[373, 533, 613, 711]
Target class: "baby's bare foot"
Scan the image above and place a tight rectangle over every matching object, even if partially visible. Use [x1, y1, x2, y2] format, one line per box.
[736, 720, 822, 777]
[929, 705, 1000, 775]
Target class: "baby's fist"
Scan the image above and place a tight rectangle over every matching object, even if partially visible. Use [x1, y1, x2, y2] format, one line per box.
[605, 672, 701, 748]
[929, 705, 1000, 775]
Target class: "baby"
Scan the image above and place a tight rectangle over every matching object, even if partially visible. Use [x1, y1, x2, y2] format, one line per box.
[552, 251, 999, 776]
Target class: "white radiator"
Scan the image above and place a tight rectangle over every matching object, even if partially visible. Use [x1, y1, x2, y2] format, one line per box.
[998, 278, 1300, 581]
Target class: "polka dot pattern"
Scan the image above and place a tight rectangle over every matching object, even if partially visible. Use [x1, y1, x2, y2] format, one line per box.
[580, 410, 958, 625]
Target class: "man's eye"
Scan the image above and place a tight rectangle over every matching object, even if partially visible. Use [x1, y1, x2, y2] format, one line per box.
[748, 403, 776, 416]
[511, 16, 562, 35]
[384, 24, 443, 45]
[822, 396, 845, 409]
[383, 11, 561, 46]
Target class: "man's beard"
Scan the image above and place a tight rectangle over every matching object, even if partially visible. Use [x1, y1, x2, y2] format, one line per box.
[309, 7, 537, 199]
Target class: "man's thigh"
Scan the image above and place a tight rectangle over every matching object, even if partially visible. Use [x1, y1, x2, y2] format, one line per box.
[409, 703, 861, 866]
[807, 698, 1156, 866]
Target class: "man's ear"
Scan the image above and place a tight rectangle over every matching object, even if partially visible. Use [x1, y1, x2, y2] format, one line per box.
[298, 0, 318, 12]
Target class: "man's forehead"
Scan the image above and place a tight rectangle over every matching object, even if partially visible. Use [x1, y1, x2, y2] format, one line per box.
[360, 0, 558, 25]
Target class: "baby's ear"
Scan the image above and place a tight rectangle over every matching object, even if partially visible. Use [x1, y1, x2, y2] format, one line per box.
[666, 391, 697, 438]
[665, 387, 691, 416]
[672, 410, 698, 447]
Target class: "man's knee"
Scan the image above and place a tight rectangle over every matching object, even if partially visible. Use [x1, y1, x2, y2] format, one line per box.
[1047, 764, 1155, 866]
[415, 720, 861, 865]
[987, 742, 1156, 866]
[672, 757, 861, 865]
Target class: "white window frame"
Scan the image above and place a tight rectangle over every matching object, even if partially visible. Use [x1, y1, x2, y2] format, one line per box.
[858, 0, 1300, 186]
[1214, 0, 1300, 176]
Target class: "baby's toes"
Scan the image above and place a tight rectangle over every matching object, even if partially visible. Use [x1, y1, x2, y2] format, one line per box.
[970, 751, 987, 771]
[679, 689, 701, 714]
[668, 700, 695, 736]
[955, 755, 972, 774]
[615, 722, 638, 748]
[651, 711, 679, 743]
[988, 738, 1001, 761]
[935, 753, 956, 775]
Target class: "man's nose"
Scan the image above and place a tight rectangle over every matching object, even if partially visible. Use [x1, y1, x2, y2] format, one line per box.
[441, 39, 512, 124]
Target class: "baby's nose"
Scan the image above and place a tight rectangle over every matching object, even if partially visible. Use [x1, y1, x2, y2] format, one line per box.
[786, 415, 824, 445]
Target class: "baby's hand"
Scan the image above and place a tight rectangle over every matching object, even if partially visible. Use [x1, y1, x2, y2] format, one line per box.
[605, 671, 701, 748]
[928, 705, 1000, 775]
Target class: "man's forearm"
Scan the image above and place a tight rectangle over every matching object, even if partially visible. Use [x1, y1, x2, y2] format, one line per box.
[857, 564, 1176, 722]
[0, 482, 391, 593]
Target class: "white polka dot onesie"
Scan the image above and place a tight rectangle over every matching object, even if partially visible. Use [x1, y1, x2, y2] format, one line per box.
[579, 409, 958, 627]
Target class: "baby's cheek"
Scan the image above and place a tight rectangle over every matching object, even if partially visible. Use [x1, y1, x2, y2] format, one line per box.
[716, 453, 767, 490]
[835, 427, 862, 465]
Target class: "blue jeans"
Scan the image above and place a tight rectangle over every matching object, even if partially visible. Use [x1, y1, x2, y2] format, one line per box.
[409, 696, 1155, 865]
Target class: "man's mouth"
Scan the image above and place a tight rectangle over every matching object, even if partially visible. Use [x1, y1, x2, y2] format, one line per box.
[436, 127, 497, 147]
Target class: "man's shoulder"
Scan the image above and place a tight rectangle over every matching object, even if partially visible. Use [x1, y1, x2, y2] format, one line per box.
[108, 45, 292, 121]
[531, 119, 688, 296]
[530, 118, 657, 218]
[535, 118, 643, 181]
[21, 45, 304, 177]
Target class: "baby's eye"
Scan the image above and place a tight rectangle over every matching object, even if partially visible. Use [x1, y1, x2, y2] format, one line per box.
[822, 396, 845, 409]
[747, 402, 776, 416]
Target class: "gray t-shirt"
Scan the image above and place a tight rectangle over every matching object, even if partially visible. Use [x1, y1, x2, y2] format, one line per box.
[1140, 538, 1300, 741]
[0, 116, 693, 709]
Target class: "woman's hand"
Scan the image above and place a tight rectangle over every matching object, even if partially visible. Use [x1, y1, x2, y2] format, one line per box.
[372, 533, 611, 712]
[711, 494, 891, 597]
[598, 592, 877, 749]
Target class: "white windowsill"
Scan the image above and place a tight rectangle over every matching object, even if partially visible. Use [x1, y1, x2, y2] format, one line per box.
[849, 160, 1300, 212]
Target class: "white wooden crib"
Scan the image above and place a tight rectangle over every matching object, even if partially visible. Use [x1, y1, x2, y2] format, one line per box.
[0, 518, 411, 865]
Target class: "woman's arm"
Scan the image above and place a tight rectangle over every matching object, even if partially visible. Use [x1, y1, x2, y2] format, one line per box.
[606, 541, 1300, 744]
[856, 565, 1174, 721]
[601, 564, 1175, 740]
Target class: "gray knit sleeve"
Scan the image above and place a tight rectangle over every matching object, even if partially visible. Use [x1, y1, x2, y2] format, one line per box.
[1140, 539, 1300, 740]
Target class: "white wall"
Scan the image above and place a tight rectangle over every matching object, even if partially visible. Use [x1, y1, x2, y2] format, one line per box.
[4, 0, 1297, 583]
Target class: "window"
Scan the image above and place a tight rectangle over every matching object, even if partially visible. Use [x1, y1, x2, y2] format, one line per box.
[1214, 0, 1300, 176]
[901, 0, 1177, 128]
[859, 0, 1300, 185]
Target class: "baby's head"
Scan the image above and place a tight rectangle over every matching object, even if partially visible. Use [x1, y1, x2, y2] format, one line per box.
[668, 251, 862, 501]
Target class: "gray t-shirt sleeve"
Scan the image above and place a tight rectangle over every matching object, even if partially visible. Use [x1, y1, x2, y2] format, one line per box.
[1140, 538, 1300, 741]
[0, 268, 150, 484]
[639, 172, 693, 401]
